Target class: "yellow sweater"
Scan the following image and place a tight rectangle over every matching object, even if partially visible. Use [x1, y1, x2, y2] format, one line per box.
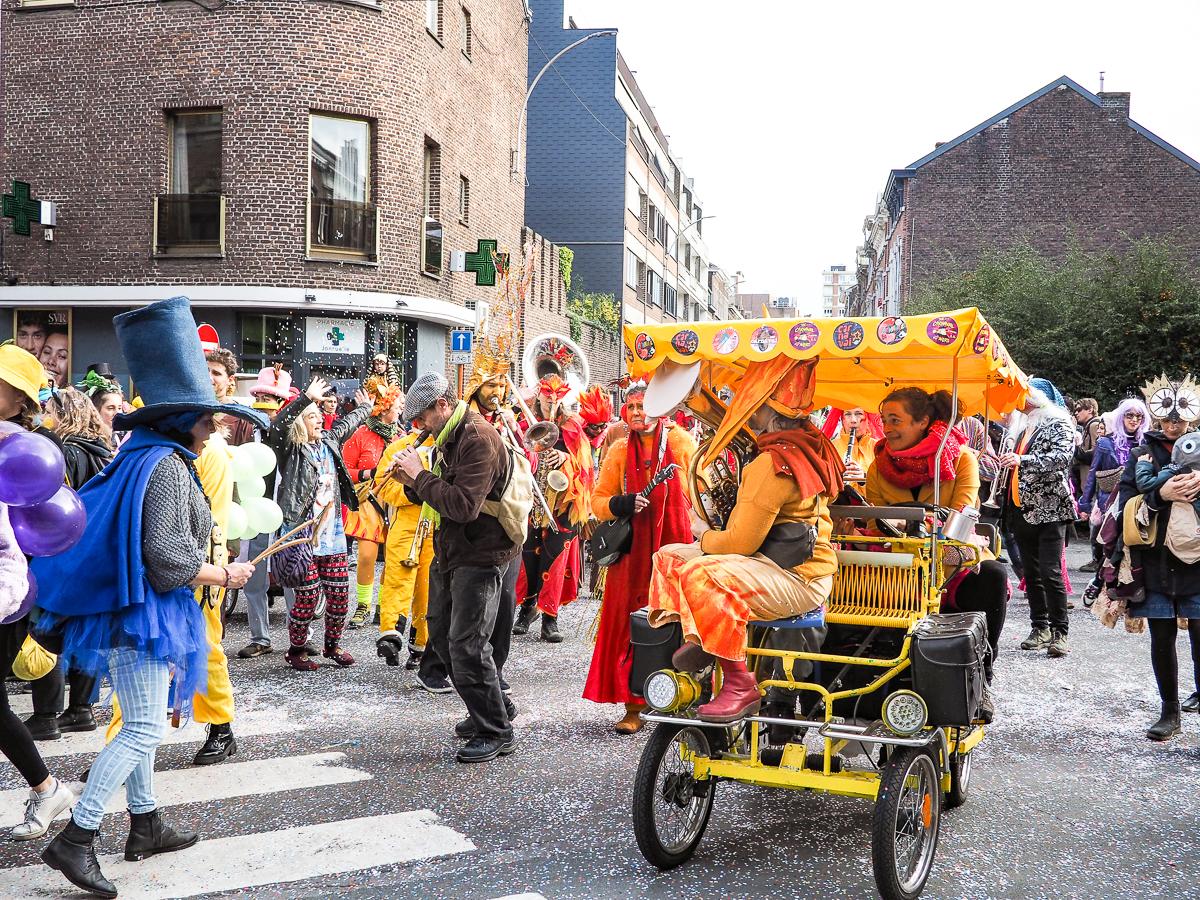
[864, 445, 980, 511]
[700, 452, 838, 582]
[832, 430, 876, 472]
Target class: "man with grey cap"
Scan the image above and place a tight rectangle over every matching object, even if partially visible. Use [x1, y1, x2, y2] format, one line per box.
[391, 372, 519, 762]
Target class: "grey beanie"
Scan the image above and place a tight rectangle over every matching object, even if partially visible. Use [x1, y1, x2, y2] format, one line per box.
[403, 371, 452, 423]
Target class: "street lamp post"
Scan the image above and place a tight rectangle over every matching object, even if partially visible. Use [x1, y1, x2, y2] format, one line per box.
[511, 29, 618, 180]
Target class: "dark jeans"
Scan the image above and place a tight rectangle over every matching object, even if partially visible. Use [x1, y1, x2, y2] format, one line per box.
[1013, 517, 1069, 634]
[420, 556, 518, 686]
[953, 559, 1010, 678]
[426, 562, 512, 740]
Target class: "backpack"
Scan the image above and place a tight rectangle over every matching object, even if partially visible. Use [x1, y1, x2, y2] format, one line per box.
[481, 442, 535, 546]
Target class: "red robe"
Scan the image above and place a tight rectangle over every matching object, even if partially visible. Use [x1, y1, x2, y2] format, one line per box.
[583, 424, 693, 704]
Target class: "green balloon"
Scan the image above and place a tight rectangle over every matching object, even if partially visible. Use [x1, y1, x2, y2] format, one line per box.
[236, 476, 266, 500]
[226, 502, 250, 541]
[245, 443, 278, 478]
[243, 497, 283, 536]
[229, 446, 258, 482]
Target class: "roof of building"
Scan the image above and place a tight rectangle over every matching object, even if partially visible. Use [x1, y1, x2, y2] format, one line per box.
[905, 75, 1200, 175]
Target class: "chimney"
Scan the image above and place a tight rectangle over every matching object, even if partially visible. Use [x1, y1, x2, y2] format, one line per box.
[1098, 91, 1130, 120]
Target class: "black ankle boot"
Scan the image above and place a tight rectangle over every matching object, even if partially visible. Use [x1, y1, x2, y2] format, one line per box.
[540, 614, 563, 643]
[193, 723, 237, 766]
[124, 809, 199, 861]
[1147, 702, 1182, 741]
[512, 600, 538, 635]
[42, 818, 117, 899]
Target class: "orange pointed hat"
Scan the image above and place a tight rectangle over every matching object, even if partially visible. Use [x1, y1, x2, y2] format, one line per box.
[700, 357, 818, 469]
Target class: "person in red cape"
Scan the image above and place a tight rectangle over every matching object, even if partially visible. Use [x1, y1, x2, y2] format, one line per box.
[585, 383, 696, 733]
[513, 374, 594, 643]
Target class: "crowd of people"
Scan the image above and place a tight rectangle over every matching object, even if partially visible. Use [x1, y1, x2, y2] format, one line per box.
[3, 291, 1199, 896]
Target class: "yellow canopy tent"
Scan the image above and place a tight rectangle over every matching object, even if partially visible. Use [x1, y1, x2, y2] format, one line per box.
[623, 307, 1029, 420]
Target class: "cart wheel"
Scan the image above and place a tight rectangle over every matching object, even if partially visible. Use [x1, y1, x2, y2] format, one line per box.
[632, 723, 716, 870]
[872, 745, 941, 900]
[944, 748, 972, 810]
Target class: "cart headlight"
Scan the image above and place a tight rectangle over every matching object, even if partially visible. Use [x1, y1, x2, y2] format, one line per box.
[643, 669, 702, 713]
[882, 690, 928, 736]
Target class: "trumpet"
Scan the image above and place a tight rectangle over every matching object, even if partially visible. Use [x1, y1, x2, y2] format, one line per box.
[402, 512, 432, 568]
[982, 432, 1018, 515]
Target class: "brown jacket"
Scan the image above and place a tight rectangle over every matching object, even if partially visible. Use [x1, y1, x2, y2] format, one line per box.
[407, 407, 519, 570]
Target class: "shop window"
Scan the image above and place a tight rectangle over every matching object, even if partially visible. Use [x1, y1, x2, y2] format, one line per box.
[157, 110, 224, 255]
[309, 113, 376, 260]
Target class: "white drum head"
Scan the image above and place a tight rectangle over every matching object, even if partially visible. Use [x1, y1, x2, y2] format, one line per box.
[643, 360, 701, 418]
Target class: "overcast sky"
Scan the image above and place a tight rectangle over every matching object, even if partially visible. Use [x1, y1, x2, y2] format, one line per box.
[562, 0, 1200, 315]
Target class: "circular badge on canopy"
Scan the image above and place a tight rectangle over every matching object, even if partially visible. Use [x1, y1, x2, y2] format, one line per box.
[713, 327, 740, 354]
[750, 325, 779, 353]
[973, 325, 991, 355]
[634, 333, 656, 361]
[671, 329, 699, 356]
[927, 316, 959, 346]
[877, 317, 907, 346]
[833, 321, 865, 352]
[789, 321, 820, 352]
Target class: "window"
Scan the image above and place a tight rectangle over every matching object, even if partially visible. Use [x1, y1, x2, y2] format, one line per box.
[461, 7, 472, 57]
[647, 206, 661, 244]
[426, 0, 441, 37]
[647, 270, 663, 307]
[422, 139, 443, 276]
[309, 113, 375, 259]
[458, 174, 470, 224]
[625, 249, 639, 288]
[158, 110, 224, 255]
[694, 204, 703, 235]
[240, 314, 295, 372]
[663, 284, 678, 319]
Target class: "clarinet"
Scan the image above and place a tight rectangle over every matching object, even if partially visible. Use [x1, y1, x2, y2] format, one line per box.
[843, 427, 857, 466]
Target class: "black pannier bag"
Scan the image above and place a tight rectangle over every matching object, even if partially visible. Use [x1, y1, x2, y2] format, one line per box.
[910, 612, 988, 727]
[628, 607, 682, 696]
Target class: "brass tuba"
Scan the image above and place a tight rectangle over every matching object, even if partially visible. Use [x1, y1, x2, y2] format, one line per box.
[522, 333, 590, 395]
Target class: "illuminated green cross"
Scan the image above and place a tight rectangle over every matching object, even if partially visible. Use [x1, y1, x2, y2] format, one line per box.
[2, 181, 41, 236]
[326, 326, 345, 346]
[464, 239, 508, 287]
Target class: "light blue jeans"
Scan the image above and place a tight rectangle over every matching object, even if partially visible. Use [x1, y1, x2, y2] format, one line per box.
[72, 648, 169, 830]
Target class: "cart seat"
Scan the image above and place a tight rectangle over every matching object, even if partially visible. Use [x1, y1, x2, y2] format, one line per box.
[753, 607, 826, 630]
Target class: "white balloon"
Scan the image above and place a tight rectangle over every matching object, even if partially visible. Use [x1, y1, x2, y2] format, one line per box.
[236, 476, 266, 500]
[243, 497, 283, 536]
[246, 443, 278, 478]
[227, 502, 250, 541]
[229, 445, 257, 482]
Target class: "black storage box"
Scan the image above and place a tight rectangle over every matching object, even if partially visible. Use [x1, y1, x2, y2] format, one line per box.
[910, 612, 987, 727]
[628, 608, 682, 696]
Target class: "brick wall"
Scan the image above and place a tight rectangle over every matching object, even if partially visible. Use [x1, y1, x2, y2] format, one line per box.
[0, 0, 530, 301]
[902, 84, 1200, 304]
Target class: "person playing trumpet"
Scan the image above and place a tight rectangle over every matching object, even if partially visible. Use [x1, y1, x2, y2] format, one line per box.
[512, 374, 594, 643]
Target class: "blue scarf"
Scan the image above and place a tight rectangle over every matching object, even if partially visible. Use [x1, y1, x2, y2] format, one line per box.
[31, 427, 208, 703]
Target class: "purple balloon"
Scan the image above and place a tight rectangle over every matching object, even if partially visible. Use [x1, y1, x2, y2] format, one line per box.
[0, 421, 21, 438]
[0, 432, 65, 507]
[11, 486, 86, 557]
[0, 570, 36, 625]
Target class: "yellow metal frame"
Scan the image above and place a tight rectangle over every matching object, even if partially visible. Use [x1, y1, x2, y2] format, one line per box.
[672, 530, 985, 799]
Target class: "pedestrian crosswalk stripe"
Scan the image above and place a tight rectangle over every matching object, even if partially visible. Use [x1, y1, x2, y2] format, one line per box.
[0, 751, 369, 829]
[0, 706, 297, 763]
[7, 694, 35, 716]
[0, 810, 474, 899]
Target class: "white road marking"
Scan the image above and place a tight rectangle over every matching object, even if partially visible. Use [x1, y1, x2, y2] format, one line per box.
[6, 693, 34, 716]
[491, 895, 549, 900]
[0, 810, 474, 899]
[0, 706, 297, 762]
[0, 752, 369, 828]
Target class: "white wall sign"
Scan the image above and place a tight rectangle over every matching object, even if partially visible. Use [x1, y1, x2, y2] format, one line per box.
[305, 317, 365, 356]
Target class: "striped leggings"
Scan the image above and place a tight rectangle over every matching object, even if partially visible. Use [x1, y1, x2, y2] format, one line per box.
[289, 553, 350, 650]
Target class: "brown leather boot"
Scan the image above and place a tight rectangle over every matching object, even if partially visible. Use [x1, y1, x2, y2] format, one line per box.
[614, 702, 646, 734]
[698, 659, 761, 723]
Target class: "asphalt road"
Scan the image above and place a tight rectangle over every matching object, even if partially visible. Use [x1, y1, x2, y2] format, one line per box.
[1, 536, 1198, 899]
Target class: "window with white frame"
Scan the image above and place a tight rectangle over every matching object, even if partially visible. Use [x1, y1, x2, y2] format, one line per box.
[625, 249, 639, 288]
[426, 0, 441, 38]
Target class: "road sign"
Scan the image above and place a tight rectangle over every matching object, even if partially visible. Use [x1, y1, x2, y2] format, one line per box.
[450, 351, 471, 366]
[450, 329, 473, 353]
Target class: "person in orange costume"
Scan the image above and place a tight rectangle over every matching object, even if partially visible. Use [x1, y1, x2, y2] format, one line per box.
[648, 358, 844, 723]
[585, 383, 695, 733]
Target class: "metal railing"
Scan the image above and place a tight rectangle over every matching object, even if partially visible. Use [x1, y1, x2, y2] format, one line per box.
[309, 198, 378, 259]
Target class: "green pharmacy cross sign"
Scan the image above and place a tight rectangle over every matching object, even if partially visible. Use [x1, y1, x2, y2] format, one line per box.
[2, 181, 42, 236]
[463, 239, 509, 288]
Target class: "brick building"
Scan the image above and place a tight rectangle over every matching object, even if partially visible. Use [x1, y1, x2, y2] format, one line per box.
[852, 76, 1200, 315]
[523, 0, 731, 330]
[0, 0, 533, 391]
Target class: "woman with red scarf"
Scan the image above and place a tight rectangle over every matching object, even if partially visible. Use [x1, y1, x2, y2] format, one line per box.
[585, 384, 696, 733]
[648, 358, 844, 724]
[865, 386, 1008, 720]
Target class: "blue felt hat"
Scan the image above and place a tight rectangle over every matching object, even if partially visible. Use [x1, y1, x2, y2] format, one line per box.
[111, 297, 269, 432]
[1029, 376, 1066, 409]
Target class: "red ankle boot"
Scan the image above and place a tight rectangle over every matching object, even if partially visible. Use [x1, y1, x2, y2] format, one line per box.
[698, 658, 761, 723]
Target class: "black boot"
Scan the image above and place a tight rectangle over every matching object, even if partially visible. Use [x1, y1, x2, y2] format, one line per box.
[1147, 702, 1182, 742]
[42, 819, 117, 899]
[58, 706, 98, 733]
[512, 600, 538, 635]
[1183, 691, 1200, 714]
[376, 632, 404, 666]
[540, 614, 563, 643]
[405, 649, 423, 671]
[193, 723, 237, 766]
[24, 712, 61, 741]
[124, 809, 199, 861]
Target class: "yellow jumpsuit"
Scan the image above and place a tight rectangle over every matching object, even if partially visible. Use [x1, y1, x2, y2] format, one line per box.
[374, 432, 434, 648]
[107, 432, 235, 740]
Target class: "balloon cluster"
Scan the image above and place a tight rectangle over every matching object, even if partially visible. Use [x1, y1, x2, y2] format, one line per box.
[227, 443, 283, 541]
[0, 422, 86, 625]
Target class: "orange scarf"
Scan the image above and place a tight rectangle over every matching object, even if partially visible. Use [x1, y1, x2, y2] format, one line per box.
[756, 421, 845, 498]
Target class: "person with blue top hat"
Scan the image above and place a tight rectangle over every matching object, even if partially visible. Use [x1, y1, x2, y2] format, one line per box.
[32, 296, 267, 899]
